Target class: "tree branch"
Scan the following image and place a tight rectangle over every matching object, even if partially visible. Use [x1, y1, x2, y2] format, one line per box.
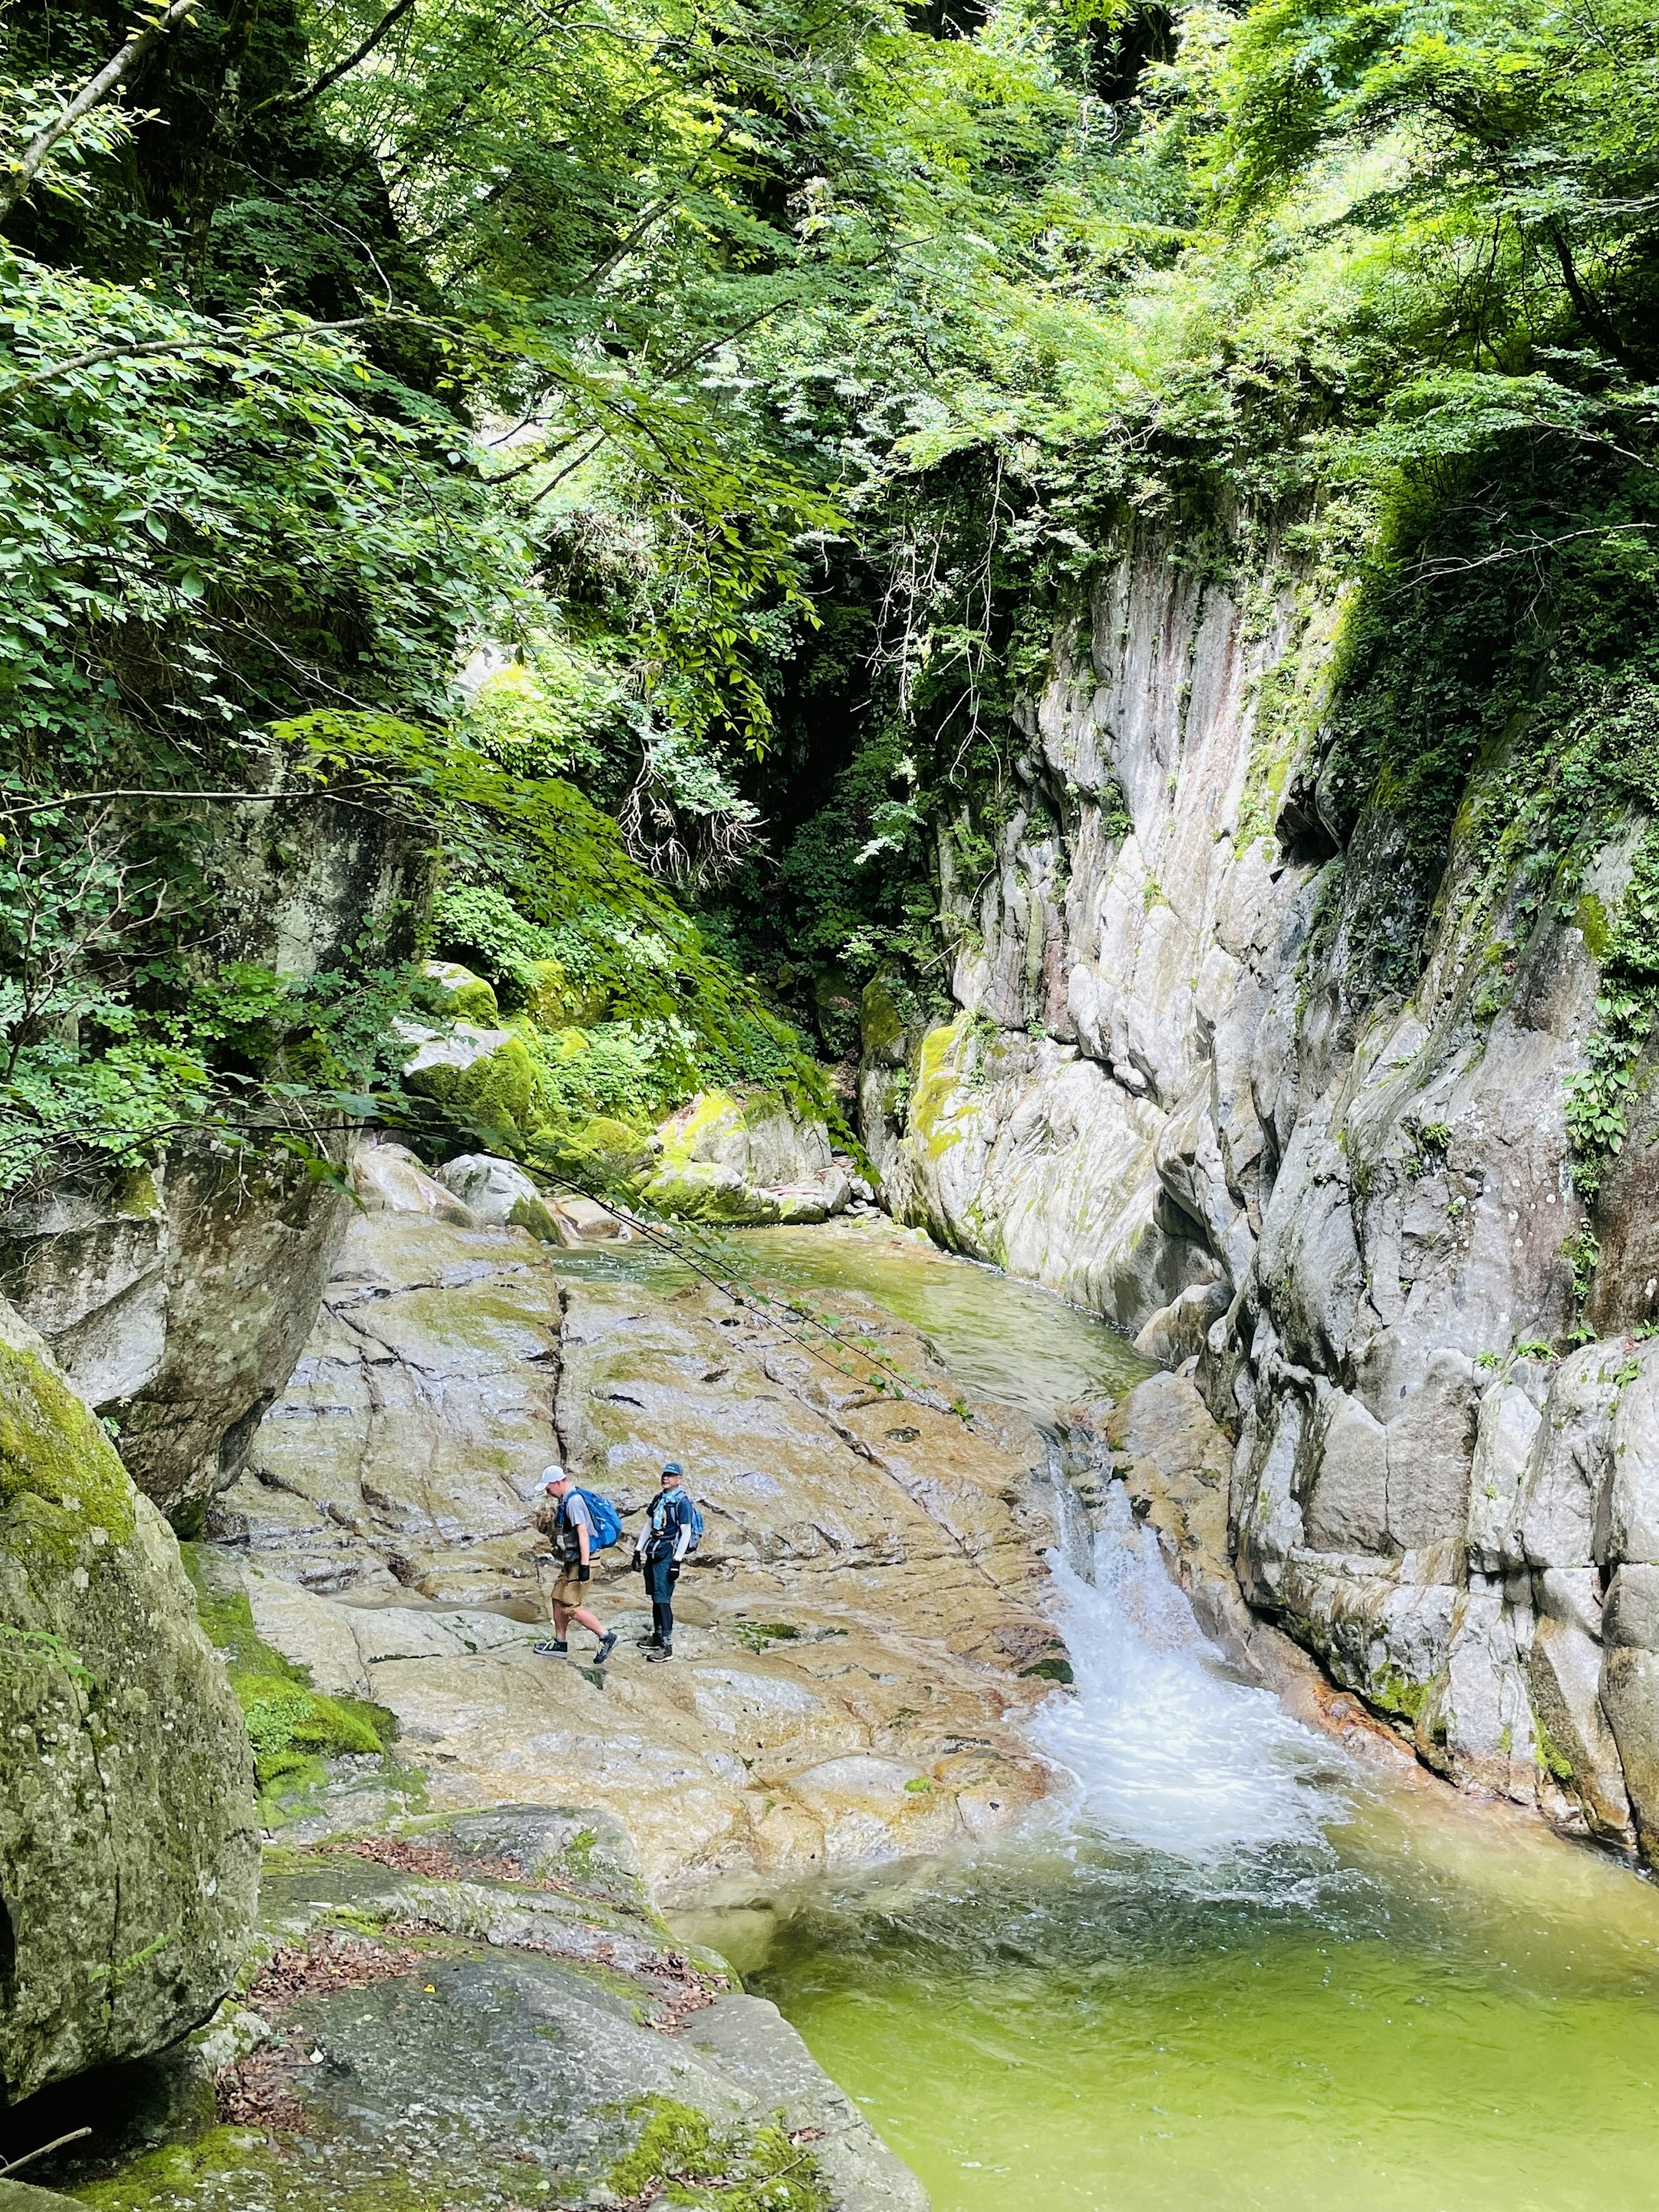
[0, 311, 442, 397]
[270, 0, 423, 111]
[0, 0, 202, 226]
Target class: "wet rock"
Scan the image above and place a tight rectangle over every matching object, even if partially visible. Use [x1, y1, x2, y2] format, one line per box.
[0, 1296, 257, 2103]
[210, 1213, 1062, 1888]
[1417, 1587, 1540, 1798]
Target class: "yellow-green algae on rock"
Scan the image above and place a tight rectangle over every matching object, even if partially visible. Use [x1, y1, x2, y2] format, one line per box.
[0, 1296, 257, 2102]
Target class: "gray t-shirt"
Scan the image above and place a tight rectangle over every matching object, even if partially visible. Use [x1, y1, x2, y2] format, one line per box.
[543, 1489, 591, 1559]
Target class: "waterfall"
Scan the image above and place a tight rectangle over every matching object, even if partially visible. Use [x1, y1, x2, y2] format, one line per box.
[1032, 1480, 1347, 1866]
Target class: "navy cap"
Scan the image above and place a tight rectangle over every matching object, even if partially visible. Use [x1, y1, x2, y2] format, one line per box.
[661, 1461, 683, 1476]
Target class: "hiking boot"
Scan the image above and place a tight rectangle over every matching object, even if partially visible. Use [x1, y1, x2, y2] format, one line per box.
[645, 1642, 674, 1663]
[593, 1630, 617, 1665]
[533, 1639, 568, 1657]
[635, 1630, 663, 1648]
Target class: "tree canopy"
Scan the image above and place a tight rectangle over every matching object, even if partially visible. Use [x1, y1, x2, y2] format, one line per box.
[2, 0, 1656, 1186]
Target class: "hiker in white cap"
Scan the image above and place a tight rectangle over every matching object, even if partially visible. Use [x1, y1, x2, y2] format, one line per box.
[532, 1466, 617, 1664]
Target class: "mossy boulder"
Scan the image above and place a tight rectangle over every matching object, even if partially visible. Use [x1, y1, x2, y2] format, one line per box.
[0, 1297, 258, 2103]
[528, 1114, 656, 1195]
[400, 1025, 540, 1150]
[418, 960, 500, 1026]
[521, 956, 608, 1030]
[434, 1155, 575, 1245]
[641, 1091, 849, 1224]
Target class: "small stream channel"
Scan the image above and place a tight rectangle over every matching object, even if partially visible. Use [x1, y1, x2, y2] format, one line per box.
[567, 1222, 1659, 2212]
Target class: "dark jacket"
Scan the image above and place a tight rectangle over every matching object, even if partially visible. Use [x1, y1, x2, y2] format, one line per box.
[638, 1487, 697, 1563]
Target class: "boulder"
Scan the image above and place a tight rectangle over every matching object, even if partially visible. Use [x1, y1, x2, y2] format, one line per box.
[419, 959, 499, 1025]
[397, 1021, 539, 1149]
[521, 955, 607, 1028]
[434, 1154, 578, 1243]
[0, 1141, 352, 1523]
[643, 1092, 851, 1225]
[351, 1141, 476, 1225]
[0, 1296, 257, 2102]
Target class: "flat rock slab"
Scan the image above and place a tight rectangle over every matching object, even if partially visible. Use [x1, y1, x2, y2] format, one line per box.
[208, 1216, 1068, 1888]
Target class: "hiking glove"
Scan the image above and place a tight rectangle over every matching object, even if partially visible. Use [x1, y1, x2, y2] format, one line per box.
[577, 1564, 591, 1582]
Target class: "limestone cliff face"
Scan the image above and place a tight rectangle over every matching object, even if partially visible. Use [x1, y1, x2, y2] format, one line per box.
[0, 1297, 257, 2102]
[865, 517, 1659, 1857]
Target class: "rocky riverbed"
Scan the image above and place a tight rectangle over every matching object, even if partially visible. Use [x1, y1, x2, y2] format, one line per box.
[200, 1147, 1069, 1890]
[0, 1150, 1092, 2212]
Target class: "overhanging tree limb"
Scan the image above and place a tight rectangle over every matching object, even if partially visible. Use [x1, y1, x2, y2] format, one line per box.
[270, 0, 423, 111]
[0, 0, 202, 226]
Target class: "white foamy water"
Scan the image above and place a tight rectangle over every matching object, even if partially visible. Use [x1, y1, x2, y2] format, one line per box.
[1033, 1484, 1347, 1863]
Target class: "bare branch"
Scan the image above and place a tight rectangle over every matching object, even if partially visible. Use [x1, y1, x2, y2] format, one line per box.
[0, 0, 202, 226]
[268, 0, 423, 111]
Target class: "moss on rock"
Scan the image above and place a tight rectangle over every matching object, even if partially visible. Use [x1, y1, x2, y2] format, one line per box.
[0, 1299, 257, 2104]
[182, 1550, 397, 1815]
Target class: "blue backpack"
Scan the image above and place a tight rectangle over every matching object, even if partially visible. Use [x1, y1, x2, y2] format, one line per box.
[647, 1489, 704, 1553]
[563, 1487, 622, 1551]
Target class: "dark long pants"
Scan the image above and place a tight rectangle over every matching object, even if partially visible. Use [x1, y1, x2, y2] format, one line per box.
[643, 1551, 679, 1643]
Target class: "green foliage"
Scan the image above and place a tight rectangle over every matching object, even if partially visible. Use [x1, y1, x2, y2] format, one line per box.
[608, 2098, 832, 2212]
[8, 0, 1659, 1149]
[0, 1620, 91, 1691]
[182, 1548, 397, 1807]
[1561, 1224, 1602, 1324]
[1564, 831, 1659, 1198]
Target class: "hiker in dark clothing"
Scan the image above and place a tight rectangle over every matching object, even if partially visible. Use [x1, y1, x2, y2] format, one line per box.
[533, 1465, 617, 1665]
[633, 1461, 697, 1662]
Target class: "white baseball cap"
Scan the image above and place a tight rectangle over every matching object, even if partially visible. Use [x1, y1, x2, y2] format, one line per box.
[540, 1464, 566, 1488]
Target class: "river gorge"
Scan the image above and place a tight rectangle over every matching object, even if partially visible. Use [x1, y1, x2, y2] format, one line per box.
[6, 1216, 1659, 2212]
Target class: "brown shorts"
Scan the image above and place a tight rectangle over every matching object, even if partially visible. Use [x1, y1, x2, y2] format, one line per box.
[551, 1563, 591, 1610]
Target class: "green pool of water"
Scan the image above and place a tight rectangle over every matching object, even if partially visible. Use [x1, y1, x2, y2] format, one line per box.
[622, 1220, 1659, 2212]
[679, 1797, 1659, 2212]
[549, 1217, 1153, 1421]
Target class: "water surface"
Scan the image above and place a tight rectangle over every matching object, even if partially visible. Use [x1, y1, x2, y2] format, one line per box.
[632, 1220, 1659, 2212]
[550, 1217, 1152, 1422]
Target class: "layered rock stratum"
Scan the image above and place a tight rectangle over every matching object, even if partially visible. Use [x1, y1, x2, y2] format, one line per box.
[862, 517, 1659, 1858]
